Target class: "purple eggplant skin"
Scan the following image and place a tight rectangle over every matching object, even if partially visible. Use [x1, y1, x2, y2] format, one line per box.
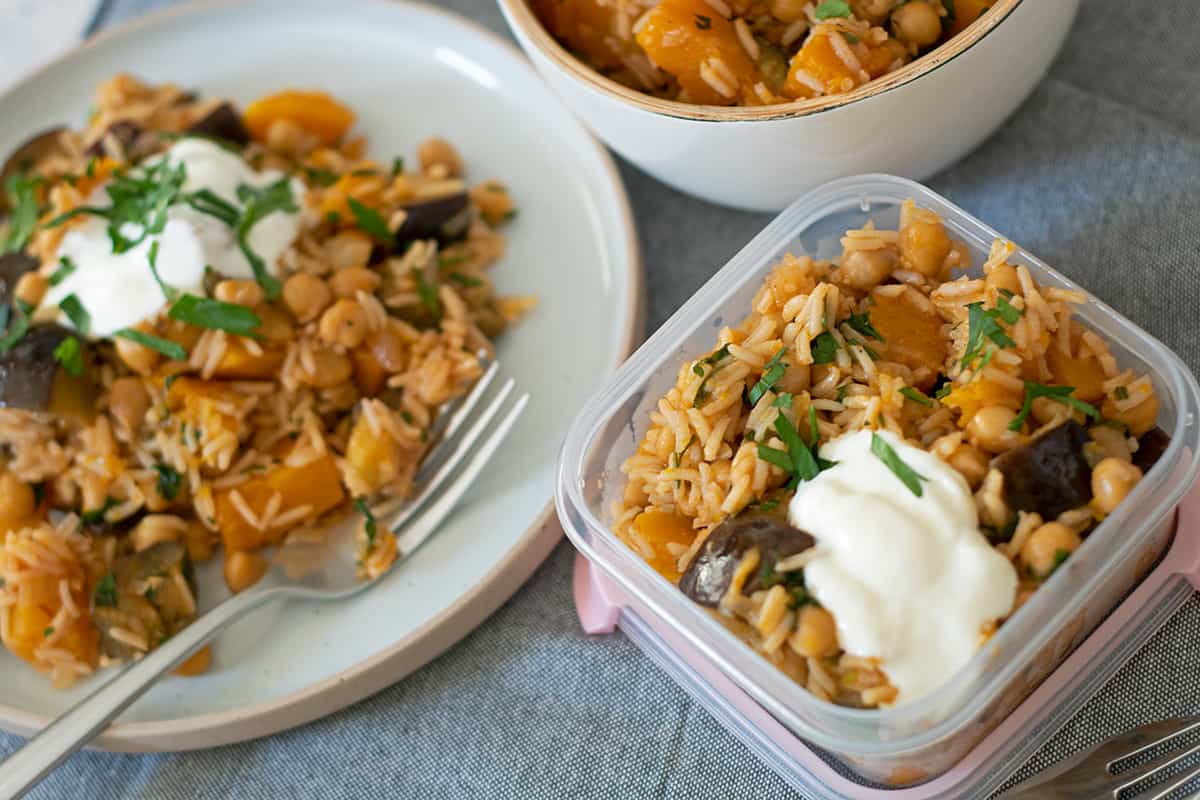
[0, 127, 67, 212]
[1133, 427, 1171, 475]
[994, 419, 1092, 520]
[678, 513, 815, 607]
[0, 251, 38, 306]
[185, 102, 250, 147]
[392, 193, 471, 249]
[84, 119, 150, 160]
[0, 325, 76, 410]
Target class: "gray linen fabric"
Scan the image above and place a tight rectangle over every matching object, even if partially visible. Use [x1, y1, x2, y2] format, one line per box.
[3, 0, 1200, 797]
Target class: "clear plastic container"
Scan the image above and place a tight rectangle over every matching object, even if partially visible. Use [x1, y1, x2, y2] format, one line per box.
[555, 174, 1200, 788]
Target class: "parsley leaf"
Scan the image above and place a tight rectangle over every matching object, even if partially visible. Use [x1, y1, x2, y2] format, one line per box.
[870, 432, 927, 497]
[899, 386, 934, 407]
[354, 497, 378, 548]
[811, 332, 839, 364]
[3, 173, 41, 253]
[0, 304, 29, 352]
[168, 293, 261, 337]
[747, 347, 788, 407]
[53, 335, 84, 377]
[413, 269, 441, 322]
[153, 463, 183, 501]
[49, 255, 75, 287]
[59, 293, 90, 333]
[1009, 382, 1100, 431]
[113, 328, 188, 361]
[814, 0, 852, 19]
[846, 311, 884, 342]
[93, 573, 118, 608]
[692, 344, 731, 406]
[961, 301, 1016, 369]
[448, 271, 482, 288]
[347, 197, 396, 248]
[234, 178, 296, 298]
[757, 406, 832, 486]
[80, 496, 121, 527]
[146, 239, 177, 301]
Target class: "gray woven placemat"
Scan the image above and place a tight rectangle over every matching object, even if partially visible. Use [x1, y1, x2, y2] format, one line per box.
[2, 0, 1199, 797]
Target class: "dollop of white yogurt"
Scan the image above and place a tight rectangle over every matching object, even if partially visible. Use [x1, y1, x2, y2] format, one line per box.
[43, 138, 304, 337]
[787, 429, 1017, 705]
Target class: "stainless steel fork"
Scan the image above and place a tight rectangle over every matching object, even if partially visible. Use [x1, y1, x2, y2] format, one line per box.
[1000, 716, 1200, 799]
[0, 362, 528, 800]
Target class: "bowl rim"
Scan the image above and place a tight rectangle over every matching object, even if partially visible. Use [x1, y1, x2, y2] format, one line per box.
[500, 0, 1023, 122]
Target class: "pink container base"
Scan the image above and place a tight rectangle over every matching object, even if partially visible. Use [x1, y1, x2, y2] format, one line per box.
[573, 479, 1200, 799]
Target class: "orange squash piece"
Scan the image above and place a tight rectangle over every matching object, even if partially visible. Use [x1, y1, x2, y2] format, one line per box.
[243, 90, 355, 147]
[942, 375, 1025, 424]
[868, 289, 946, 390]
[3, 572, 98, 673]
[532, 0, 631, 72]
[214, 446, 345, 552]
[318, 173, 388, 222]
[635, 0, 762, 105]
[167, 377, 245, 469]
[947, 0, 992, 36]
[630, 509, 697, 582]
[210, 337, 285, 381]
[1046, 342, 1106, 403]
[784, 25, 864, 100]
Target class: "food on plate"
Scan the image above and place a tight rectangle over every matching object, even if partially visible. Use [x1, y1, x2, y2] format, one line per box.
[532, 0, 991, 106]
[0, 75, 530, 687]
[615, 200, 1165, 707]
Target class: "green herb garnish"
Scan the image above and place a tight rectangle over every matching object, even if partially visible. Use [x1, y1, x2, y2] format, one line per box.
[1047, 548, 1071, 577]
[53, 335, 84, 377]
[167, 293, 261, 337]
[114, 328, 188, 361]
[1115, 385, 1129, 400]
[757, 407, 832, 486]
[347, 197, 396, 248]
[1009, 382, 1100, 431]
[448, 272, 482, 288]
[43, 626, 54, 638]
[59, 293, 89, 333]
[870, 432, 927, 497]
[354, 497, 378, 548]
[146, 239, 177, 301]
[3, 173, 41, 253]
[899, 386, 933, 407]
[299, 166, 340, 187]
[80, 496, 121, 526]
[234, 179, 296, 299]
[93, 573, 117, 608]
[0, 304, 30, 352]
[748, 347, 788, 407]
[811, 332, 839, 364]
[846, 311, 884, 342]
[961, 301, 1016, 369]
[413, 269, 442, 322]
[692, 344, 732, 406]
[814, 0, 852, 19]
[391, 157, 405, 177]
[154, 463, 183, 501]
[49, 256, 76, 287]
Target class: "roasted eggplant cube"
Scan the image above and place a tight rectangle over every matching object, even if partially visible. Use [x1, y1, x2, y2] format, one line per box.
[186, 102, 251, 147]
[678, 513, 814, 607]
[0, 325, 93, 413]
[995, 419, 1092, 520]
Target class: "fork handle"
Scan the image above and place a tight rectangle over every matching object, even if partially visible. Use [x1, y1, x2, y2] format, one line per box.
[0, 588, 274, 800]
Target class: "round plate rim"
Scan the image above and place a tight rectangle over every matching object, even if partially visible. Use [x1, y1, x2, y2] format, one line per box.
[0, 0, 644, 752]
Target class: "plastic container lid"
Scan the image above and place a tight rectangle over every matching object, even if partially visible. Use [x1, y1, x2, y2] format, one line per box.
[555, 174, 1200, 786]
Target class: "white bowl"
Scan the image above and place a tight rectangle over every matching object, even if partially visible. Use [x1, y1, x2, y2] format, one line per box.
[499, 0, 1079, 212]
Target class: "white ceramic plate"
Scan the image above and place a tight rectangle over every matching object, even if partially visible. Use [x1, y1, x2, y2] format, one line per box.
[0, 0, 641, 751]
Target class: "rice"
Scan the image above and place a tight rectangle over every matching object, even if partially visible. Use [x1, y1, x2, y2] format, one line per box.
[615, 201, 1162, 710]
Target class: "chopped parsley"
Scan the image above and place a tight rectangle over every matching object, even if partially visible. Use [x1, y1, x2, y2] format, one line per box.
[870, 432, 927, 498]
[772, 392, 794, 408]
[757, 406, 834, 487]
[747, 347, 788, 407]
[391, 157, 405, 177]
[899, 386, 934, 407]
[53, 335, 84, 377]
[1115, 385, 1129, 400]
[811, 332, 839, 364]
[960, 301, 1016, 369]
[758, 561, 816, 609]
[59, 293, 90, 333]
[694, 13, 712, 29]
[835, 383, 850, 403]
[325, 210, 342, 225]
[347, 197, 396, 248]
[43, 626, 54, 638]
[412, 269, 442, 322]
[983, 516, 1018, 544]
[154, 463, 183, 501]
[298, 166, 340, 187]
[1008, 382, 1100, 431]
[48, 256, 76, 287]
[167, 293, 261, 336]
[147, 239, 177, 301]
[994, 293, 1023, 324]
[448, 272, 482, 288]
[234, 179, 296, 298]
[1048, 548, 1071, 577]
[355, 497, 378, 548]
[113, 328, 188, 361]
[93, 573, 118, 608]
[3, 173, 41, 253]
[0, 303, 30, 352]
[692, 344, 731, 406]
[80, 496, 121, 527]
[814, 0, 852, 19]
[753, 498, 781, 513]
[846, 311, 884, 343]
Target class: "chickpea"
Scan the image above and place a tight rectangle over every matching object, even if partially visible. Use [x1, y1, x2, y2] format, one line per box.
[325, 230, 374, 271]
[1088, 425, 1132, 463]
[183, 520, 215, 564]
[303, 346, 353, 388]
[0, 472, 36, 525]
[947, 442, 989, 489]
[1020, 521, 1081, 578]
[131, 514, 184, 552]
[367, 323, 408, 372]
[1092, 457, 1142, 515]
[840, 247, 898, 292]
[891, 1, 943, 48]
[967, 405, 1023, 453]
[417, 137, 464, 177]
[253, 304, 295, 343]
[851, 0, 895, 24]
[224, 550, 268, 594]
[1102, 392, 1159, 437]
[214, 279, 264, 307]
[469, 182, 515, 226]
[790, 606, 839, 658]
[328, 266, 381, 299]
[175, 644, 212, 677]
[282, 273, 333, 323]
[108, 377, 149, 432]
[114, 321, 161, 375]
[318, 299, 369, 349]
[899, 216, 952, 277]
[1031, 396, 1082, 427]
[265, 117, 316, 159]
[770, 0, 810, 23]
[985, 263, 1022, 296]
[14, 272, 48, 307]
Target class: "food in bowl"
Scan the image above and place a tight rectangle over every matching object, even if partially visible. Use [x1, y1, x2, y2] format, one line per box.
[615, 200, 1166, 707]
[532, 0, 992, 106]
[0, 75, 529, 687]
